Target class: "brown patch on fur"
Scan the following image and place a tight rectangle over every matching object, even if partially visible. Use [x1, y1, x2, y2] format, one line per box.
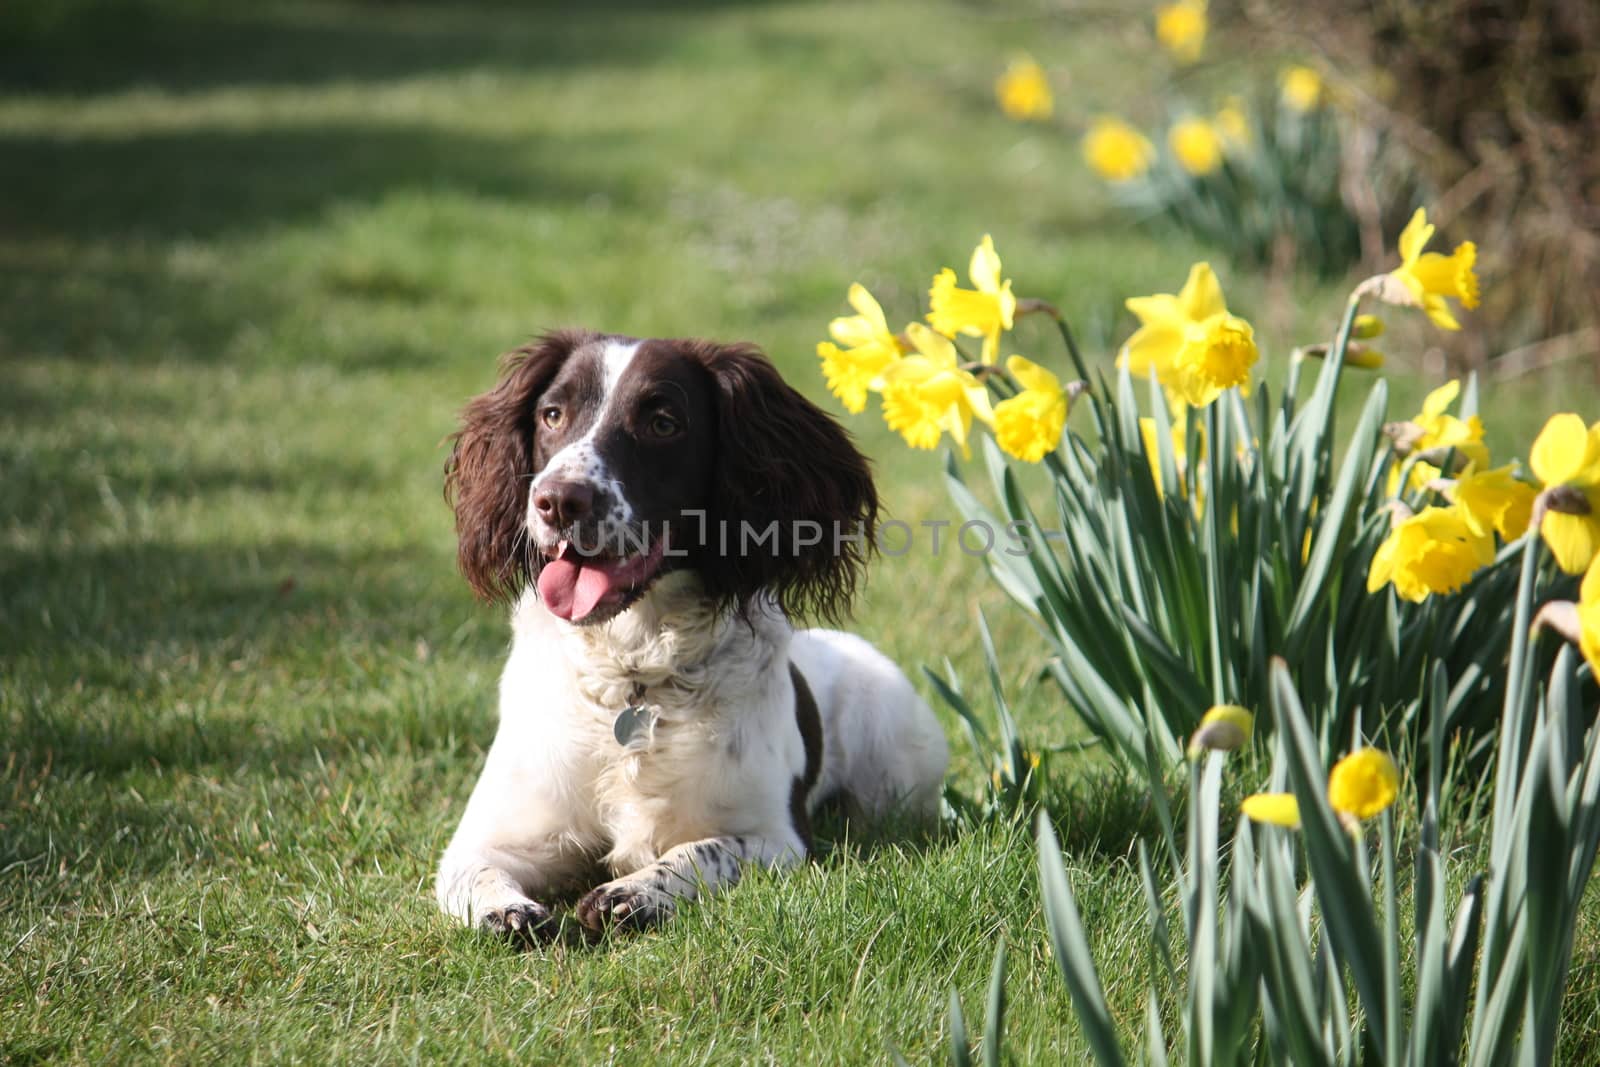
[444, 329, 594, 601]
[679, 340, 878, 623]
[788, 662, 823, 855]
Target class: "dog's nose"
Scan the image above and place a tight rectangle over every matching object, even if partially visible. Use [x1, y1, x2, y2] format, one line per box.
[533, 479, 595, 529]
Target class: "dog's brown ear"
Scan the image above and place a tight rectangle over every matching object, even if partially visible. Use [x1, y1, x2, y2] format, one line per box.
[681, 340, 878, 622]
[445, 330, 590, 602]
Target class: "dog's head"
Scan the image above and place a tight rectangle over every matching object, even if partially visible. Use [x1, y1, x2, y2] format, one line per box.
[444, 330, 878, 625]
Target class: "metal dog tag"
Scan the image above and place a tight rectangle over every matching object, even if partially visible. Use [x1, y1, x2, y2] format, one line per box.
[613, 705, 655, 747]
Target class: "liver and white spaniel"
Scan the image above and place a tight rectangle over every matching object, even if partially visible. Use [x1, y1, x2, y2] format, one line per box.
[435, 330, 948, 938]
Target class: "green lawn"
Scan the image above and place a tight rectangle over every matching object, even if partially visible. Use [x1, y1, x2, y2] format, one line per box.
[3, 1, 1597, 1062]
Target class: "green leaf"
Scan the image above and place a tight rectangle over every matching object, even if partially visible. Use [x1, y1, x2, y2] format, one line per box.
[1269, 658, 1390, 1045]
[1185, 755, 1223, 1066]
[948, 987, 972, 1067]
[983, 939, 1007, 1067]
[1037, 815, 1127, 1067]
[1284, 377, 1388, 646]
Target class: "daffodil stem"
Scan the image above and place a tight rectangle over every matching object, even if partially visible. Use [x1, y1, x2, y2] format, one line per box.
[1381, 810, 1402, 1064]
[1329, 292, 1362, 390]
[1046, 311, 1111, 448]
[1305, 291, 1366, 490]
[1049, 314, 1091, 383]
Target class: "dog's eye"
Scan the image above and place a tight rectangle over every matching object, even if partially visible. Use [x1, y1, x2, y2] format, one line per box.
[541, 406, 563, 430]
[648, 412, 680, 438]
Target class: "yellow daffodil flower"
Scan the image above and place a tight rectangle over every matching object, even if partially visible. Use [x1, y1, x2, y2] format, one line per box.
[1155, 0, 1207, 63]
[1187, 704, 1253, 758]
[1214, 97, 1250, 151]
[880, 323, 994, 457]
[1450, 465, 1536, 542]
[1244, 747, 1400, 830]
[1529, 412, 1600, 573]
[1366, 504, 1494, 602]
[1327, 748, 1401, 819]
[1579, 553, 1600, 676]
[1382, 208, 1480, 331]
[995, 54, 1053, 122]
[1385, 380, 1489, 496]
[817, 283, 903, 414]
[1083, 116, 1155, 182]
[1120, 262, 1259, 407]
[1241, 793, 1302, 828]
[1280, 65, 1323, 111]
[927, 234, 1017, 366]
[992, 355, 1068, 463]
[1169, 117, 1224, 176]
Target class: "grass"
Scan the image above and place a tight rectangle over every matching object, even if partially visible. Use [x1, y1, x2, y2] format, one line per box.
[3, 0, 1597, 1062]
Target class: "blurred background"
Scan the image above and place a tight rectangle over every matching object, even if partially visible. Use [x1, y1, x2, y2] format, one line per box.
[3, 0, 1599, 1058]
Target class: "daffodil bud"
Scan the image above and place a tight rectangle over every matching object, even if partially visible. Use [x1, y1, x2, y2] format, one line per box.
[1543, 484, 1593, 516]
[1352, 314, 1385, 340]
[1187, 704, 1254, 758]
[1411, 445, 1475, 475]
[1383, 420, 1427, 456]
[1532, 600, 1582, 647]
[1343, 343, 1385, 369]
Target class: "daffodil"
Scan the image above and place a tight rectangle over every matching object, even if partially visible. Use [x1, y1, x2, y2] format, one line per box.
[1366, 504, 1494, 602]
[817, 283, 902, 413]
[1214, 97, 1250, 151]
[1155, 0, 1207, 63]
[927, 234, 1016, 365]
[992, 355, 1068, 463]
[1385, 380, 1489, 496]
[1168, 117, 1224, 176]
[1327, 748, 1401, 819]
[1529, 413, 1600, 573]
[1243, 747, 1400, 830]
[1120, 262, 1259, 407]
[880, 323, 994, 457]
[1083, 117, 1155, 182]
[1380, 208, 1480, 331]
[1579, 553, 1600, 676]
[1280, 65, 1322, 111]
[1450, 465, 1536, 541]
[1241, 793, 1301, 829]
[995, 54, 1053, 121]
[1188, 704, 1253, 758]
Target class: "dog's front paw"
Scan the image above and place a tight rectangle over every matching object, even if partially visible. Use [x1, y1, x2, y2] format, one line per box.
[479, 900, 554, 945]
[575, 880, 675, 932]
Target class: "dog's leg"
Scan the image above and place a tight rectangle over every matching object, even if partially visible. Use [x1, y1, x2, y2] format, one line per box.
[574, 833, 804, 931]
[436, 842, 582, 944]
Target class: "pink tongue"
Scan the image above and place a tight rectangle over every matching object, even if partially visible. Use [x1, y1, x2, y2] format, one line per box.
[538, 553, 620, 622]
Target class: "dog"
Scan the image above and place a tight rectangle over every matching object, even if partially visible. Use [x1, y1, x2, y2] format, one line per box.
[434, 329, 949, 938]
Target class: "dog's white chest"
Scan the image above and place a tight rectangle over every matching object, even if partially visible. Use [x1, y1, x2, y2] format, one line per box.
[582, 691, 769, 871]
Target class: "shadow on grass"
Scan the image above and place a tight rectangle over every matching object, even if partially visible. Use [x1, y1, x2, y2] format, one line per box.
[0, 0, 797, 370]
[0, 0, 797, 96]
[0, 123, 624, 245]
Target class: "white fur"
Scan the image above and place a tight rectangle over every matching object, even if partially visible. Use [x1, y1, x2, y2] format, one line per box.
[435, 571, 949, 931]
